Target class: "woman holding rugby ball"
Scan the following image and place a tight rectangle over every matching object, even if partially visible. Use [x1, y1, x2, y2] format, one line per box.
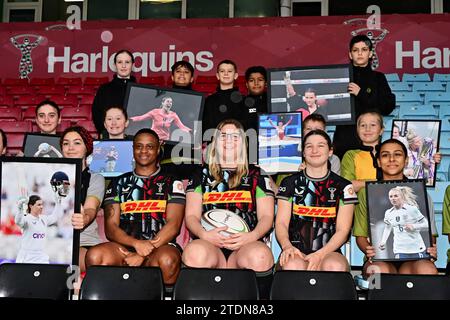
[276, 129, 358, 271]
[182, 119, 275, 297]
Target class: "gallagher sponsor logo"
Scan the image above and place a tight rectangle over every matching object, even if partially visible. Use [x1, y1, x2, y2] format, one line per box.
[120, 200, 166, 213]
[293, 205, 336, 218]
[203, 191, 252, 204]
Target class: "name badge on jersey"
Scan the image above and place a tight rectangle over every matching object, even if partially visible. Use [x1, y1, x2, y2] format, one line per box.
[293, 205, 336, 218]
[203, 191, 252, 204]
[121, 200, 167, 213]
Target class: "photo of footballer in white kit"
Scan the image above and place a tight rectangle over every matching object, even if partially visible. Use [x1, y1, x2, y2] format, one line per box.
[366, 180, 432, 262]
[0, 157, 81, 266]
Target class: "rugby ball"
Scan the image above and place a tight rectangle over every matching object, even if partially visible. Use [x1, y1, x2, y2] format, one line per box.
[201, 209, 250, 236]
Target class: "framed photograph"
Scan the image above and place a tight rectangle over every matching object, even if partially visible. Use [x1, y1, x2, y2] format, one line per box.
[87, 140, 134, 178]
[391, 119, 441, 187]
[366, 180, 432, 262]
[22, 133, 63, 158]
[0, 157, 82, 266]
[124, 83, 204, 146]
[257, 112, 303, 175]
[267, 64, 355, 125]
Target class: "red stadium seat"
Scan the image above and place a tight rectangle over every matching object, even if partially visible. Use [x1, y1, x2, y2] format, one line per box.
[66, 86, 96, 100]
[0, 86, 5, 96]
[51, 95, 79, 108]
[14, 96, 40, 109]
[7, 85, 36, 99]
[196, 75, 217, 84]
[3, 78, 29, 88]
[77, 120, 98, 138]
[0, 108, 22, 121]
[22, 107, 37, 121]
[35, 85, 66, 98]
[192, 83, 216, 95]
[0, 95, 14, 108]
[56, 77, 82, 86]
[5, 134, 25, 155]
[0, 120, 32, 133]
[140, 75, 165, 87]
[80, 95, 95, 106]
[61, 106, 91, 122]
[83, 76, 109, 89]
[30, 77, 55, 86]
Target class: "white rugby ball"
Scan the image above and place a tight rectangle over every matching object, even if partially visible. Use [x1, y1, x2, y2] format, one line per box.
[201, 209, 250, 235]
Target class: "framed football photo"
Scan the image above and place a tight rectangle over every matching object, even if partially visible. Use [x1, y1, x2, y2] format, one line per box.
[23, 133, 63, 158]
[391, 119, 441, 187]
[0, 157, 82, 266]
[366, 180, 433, 262]
[258, 112, 302, 175]
[267, 64, 355, 126]
[88, 140, 134, 178]
[124, 83, 204, 147]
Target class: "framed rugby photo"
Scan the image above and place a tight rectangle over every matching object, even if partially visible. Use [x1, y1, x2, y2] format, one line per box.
[257, 112, 302, 175]
[22, 133, 63, 158]
[0, 157, 82, 266]
[391, 119, 441, 187]
[366, 180, 433, 262]
[88, 140, 134, 178]
[267, 64, 355, 125]
[124, 83, 204, 147]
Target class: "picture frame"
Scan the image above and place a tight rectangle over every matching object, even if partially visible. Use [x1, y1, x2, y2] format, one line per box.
[124, 83, 204, 147]
[366, 179, 433, 262]
[0, 157, 82, 266]
[87, 140, 134, 178]
[267, 64, 355, 126]
[391, 119, 441, 187]
[257, 112, 303, 175]
[22, 133, 63, 158]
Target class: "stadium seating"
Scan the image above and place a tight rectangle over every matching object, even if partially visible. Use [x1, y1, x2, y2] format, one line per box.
[7, 85, 35, 99]
[51, 95, 79, 108]
[3, 78, 28, 88]
[30, 77, 55, 86]
[173, 268, 259, 300]
[14, 95, 40, 109]
[425, 92, 450, 105]
[139, 75, 166, 87]
[367, 274, 450, 300]
[389, 82, 410, 92]
[398, 104, 437, 119]
[428, 181, 447, 213]
[80, 266, 164, 300]
[0, 95, 14, 108]
[385, 73, 400, 82]
[35, 85, 66, 98]
[433, 73, 450, 82]
[439, 131, 450, 155]
[402, 73, 431, 82]
[61, 106, 92, 121]
[0, 108, 22, 121]
[270, 270, 357, 300]
[395, 92, 423, 105]
[0, 263, 71, 300]
[83, 76, 109, 88]
[56, 77, 82, 87]
[412, 82, 445, 94]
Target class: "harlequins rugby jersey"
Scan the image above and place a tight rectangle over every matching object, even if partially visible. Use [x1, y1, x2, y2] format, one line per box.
[104, 167, 185, 240]
[187, 165, 275, 233]
[277, 170, 358, 254]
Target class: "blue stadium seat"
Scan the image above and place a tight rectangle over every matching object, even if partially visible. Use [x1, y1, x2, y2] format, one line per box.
[395, 92, 423, 105]
[440, 118, 450, 132]
[402, 73, 431, 82]
[434, 214, 448, 270]
[270, 271, 357, 300]
[439, 131, 450, 155]
[412, 82, 445, 93]
[398, 104, 437, 119]
[385, 73, 400, 82]
[425, 92, 450, 105]
[433, 73, 450, 82]
[389, 82, 411, 92]
[439, 104, 450, 119]
[427, 181, 447, 213]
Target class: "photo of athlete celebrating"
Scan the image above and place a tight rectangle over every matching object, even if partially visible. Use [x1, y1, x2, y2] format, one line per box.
[130, 96, 191, 141]
[379, 186, 429, 260]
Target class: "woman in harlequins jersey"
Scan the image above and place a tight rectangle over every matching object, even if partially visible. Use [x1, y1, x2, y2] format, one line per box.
[182, 119, 275, 296]
[276, 129, 358, 271]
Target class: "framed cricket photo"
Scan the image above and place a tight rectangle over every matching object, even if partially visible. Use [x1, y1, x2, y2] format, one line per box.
[257, 112, 302, 175]
[0, 157, 82, 266]
[366, 180, 433, 262]
[267, 64, 355, 126]
[391, 119, 441, 187]
[124, 83, 204, 146]
[88, 140, 134, 178]
[23, 133, 63, 158]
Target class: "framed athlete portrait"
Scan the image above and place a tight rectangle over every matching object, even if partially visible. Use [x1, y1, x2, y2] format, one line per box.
[391, 119, 441, 187]
[267, 64, 355, 126]
[366, 180, 433, 262]
[257, 112, 302, 175]
[87, 140, 134, 178]
[124, 83, 204, 147]
[0, 157, 82, 266]
[22, 133, 63, 158]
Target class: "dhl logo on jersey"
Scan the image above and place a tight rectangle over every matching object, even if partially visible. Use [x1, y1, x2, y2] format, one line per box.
[203, 191, 252, 204]
[120, 200, 166, 213]
[293, 205, 336, 218]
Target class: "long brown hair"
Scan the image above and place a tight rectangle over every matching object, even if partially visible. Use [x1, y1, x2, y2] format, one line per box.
[207, 119, 248, 189]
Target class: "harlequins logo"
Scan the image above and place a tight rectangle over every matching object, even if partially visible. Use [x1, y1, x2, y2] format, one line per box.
[366, 87, 372, 94]
[242, 177, 249, 185]
[328, 187, 336, 200]
[156, 182, 164, 194]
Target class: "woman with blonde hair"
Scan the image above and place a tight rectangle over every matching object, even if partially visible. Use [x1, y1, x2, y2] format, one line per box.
[182, 118, 275, 297]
